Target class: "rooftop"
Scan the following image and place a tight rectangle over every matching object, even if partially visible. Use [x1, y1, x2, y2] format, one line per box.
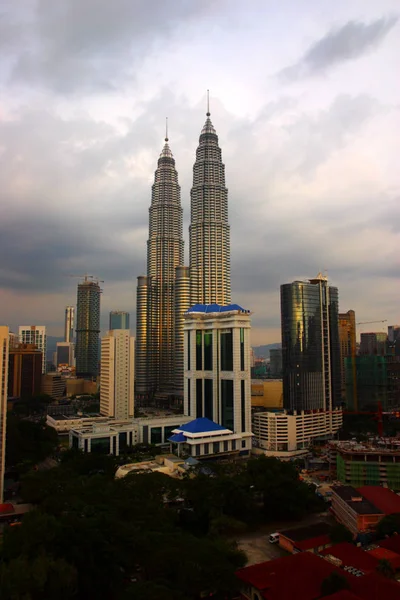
[280, 521, 332, 543]
[178, 417, 228, 434]
[320, 543, 379, 573]
[358, 486, 400, 515]
[378, 534, 400, 554]
[332, 486, 382, 515]
[367, 546, 400, 569]
[186, 303, 250, 314]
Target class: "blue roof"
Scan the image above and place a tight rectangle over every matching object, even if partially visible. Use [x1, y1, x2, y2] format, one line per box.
[179, 417, 227, 434]
[168, 432, 186, 443]
[187, 303, 249, 314]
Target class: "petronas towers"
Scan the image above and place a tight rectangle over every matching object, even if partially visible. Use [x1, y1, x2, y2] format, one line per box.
[136, 100, 231, 402]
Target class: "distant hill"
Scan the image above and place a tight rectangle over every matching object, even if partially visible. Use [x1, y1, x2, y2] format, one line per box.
[252, 343, 281, 359]
[46, 336, 64, 360]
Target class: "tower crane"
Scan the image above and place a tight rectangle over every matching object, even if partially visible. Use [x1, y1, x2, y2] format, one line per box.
[69, 274, 104, 285]
[356, 320, 387, 325]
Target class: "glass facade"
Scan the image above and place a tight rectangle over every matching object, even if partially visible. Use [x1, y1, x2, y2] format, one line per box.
[196, 378, 203, 418]
[75, 280, 101, 378]
[109, 311, 130, 330]
[204, 330, 213, 370]
[187, 330, 191, 370]
[220, 329, 233, 371]
[91, 437, 110, 454]
[240, 328, 245, 371]
[221, 379, 234, 430]
[187, 379, 191, 416]
[196, 330, 202, 370]
[204, 378, 213, 420]
[280, 278, 341, 411]
[150, 427, 162, 445]
[241, 379, 246, 432]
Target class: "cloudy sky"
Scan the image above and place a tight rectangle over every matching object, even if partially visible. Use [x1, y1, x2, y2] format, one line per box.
[1, 0, 399, 345]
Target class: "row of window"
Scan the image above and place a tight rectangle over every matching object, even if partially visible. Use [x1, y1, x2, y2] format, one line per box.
[188, 328, 245, 372]
[188, 377, 247, 432]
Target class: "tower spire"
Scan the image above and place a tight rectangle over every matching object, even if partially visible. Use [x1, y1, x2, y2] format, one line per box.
[206, 89, 210, 117]
[165, 117, 168, 142]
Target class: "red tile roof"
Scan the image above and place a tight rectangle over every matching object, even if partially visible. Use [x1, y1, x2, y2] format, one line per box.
[320, 543, 379, 573]
[379, 534, 400, 554]
[0, 503, 14, 514]
[368, 546, 400, 569]
[236, 552, 343, 600]
[350, 571, 400, 600]
[357, 486, 400, 515]
[322, 592, 362, 600]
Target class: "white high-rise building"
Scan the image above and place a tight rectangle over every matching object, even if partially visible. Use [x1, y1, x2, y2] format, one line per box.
[19, 325, 47, 374]
[183, 304, 252, 453]
[100, 330, 134, 420]
[0, 326, 9, 501]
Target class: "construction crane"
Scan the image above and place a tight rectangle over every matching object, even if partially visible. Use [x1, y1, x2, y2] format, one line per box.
[69, 274, 104, 285]
[356, 320, 387, 325]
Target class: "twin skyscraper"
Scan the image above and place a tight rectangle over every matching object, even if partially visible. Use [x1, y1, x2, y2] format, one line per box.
[136, 98, 231, 402]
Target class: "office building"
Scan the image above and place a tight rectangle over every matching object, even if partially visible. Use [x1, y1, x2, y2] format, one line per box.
[183, 303, 252, 454]
[100, 330, 134, 420]
[8, 343, 42, 399]
[269, 348, 282, 377]
[41, 373, 66, 400]
[109, 311, 130, 331]
[135, 129, 185, 397]
[75, 276, 101, 379]
[64, 306, 74, 343]
[0, 326, 9, 502]
[388, 325, 400, 356]
[19, 325, 47, 374]
[189, 102, 231, 306]
[360, 332, 388, 356]
[56, 342, 74, 370]
[339, 310, 356, 398]
[280, 273, 341, 412]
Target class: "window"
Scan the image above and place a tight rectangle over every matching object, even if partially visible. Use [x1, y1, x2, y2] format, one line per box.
[220, 329, 233, 371]
[196, 379, 203, 418]
[213, 441, 219, 454]
[204, 443, 209, 454]
[196, 330, 202, 370]
[223, 440, 228, 452]
[187, 330, 191, 370]
[241, 380, 246, 432]
[204, 330, 213, 370]
[196, 445, 201, 456]
[187, 379, 191, 416]
[240, 328, 245, 371]
[242, 440, 246, 448]
[150, 427, 162, 445]
[204, 379, 213, 420]
[221, 379, 234, 430]
[232, 439, 236, 451]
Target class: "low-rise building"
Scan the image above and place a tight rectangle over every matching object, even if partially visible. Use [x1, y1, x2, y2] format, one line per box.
[251, 379, 283, 409]
[320, 542, 379, 574]
[168, 417, 245, 459]
[252, 409, 343, 458]
[278, 522, 333, 555]
[41, 373, 66, 400]
[66, 378, 97, 397]
[329, 439, 400, 490]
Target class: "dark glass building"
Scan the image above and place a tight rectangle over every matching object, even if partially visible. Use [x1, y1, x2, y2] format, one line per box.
[75, 277, 101, 379]
[109, 311, 130, 331]
[280, 273, 341, 412]
[8, 343, 42, 399]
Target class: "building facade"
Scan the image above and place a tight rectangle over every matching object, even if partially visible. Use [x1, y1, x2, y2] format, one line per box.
[135, 132, 185, 398]
[183, 303, 252, 453]
[339, 309, 356, 400]
[100, 330, 134, 420]
[64, 306, 74, 343]
[189, 106, 231, 306]
[109, 311, 130, 331]
[19, 325, 47, 374]
[75, 276, 101, 379]
[41, 373, 66, 400]
[56, 342, 74, 370]
[0, 327, 9, 502]
[269, 348, 282, 377]
[280, 273, 341, 412]
[8, 343, 42, 399]
[360, 332, 388, 356]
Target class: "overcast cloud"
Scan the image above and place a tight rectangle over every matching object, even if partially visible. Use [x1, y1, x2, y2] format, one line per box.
[0, 0, 399, 345]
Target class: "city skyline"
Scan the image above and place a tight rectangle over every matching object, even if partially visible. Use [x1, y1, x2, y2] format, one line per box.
[0, 1, 399, 345]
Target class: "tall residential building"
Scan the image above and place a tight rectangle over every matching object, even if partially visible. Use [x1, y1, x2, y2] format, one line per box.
[100, 330, 134, 420]
[183, 303, 252, 453]
[189, 104, 231, 306]
[19, 325, 47, 374]
[0, 326, 9, 502]
[8, 343, 42, 399]
[136, 130, 184, 396]
[280, 273, 341, 412]
[339, 310, 356, 398]
[64, 306, 75, 343]
[75, 276, 101, 379]
[109, 311, 130, 331]
[360, 332, 388, 356]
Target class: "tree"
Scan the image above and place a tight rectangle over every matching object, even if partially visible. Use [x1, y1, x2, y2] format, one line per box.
[376, 558, 395, 579]
[330, 524, 353, 544]
[320, 572, 350, 597]
[6, 414, 58, 469]
[376, 513, 400, 539]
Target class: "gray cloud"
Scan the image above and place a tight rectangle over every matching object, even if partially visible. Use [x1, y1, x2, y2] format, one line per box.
[278, 16, 398, 82]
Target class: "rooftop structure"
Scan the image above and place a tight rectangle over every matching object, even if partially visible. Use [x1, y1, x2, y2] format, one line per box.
[279, 522, 333, 554]
[168, 417, 244, 459]
[320, 542, 379, 574]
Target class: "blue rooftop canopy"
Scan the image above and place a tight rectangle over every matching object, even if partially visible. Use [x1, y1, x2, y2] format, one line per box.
[179, 417, 227, 434]
[168, 432, 186, 443]
[187, 303, 249, 314]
